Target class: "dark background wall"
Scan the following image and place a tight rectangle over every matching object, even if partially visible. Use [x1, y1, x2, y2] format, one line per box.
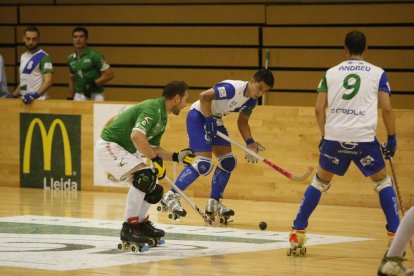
[1, 0, 413, 107]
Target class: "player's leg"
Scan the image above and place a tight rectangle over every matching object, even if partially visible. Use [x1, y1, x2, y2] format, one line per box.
[378, 207, 414, 276]
[161, 109, 214, 217]
[289, 140, 349, 255]
[355, 139, 400, 242]
[94, 138, 157, 245]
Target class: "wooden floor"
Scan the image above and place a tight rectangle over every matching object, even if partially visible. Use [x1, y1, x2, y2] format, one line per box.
[0, 186, 412, 276]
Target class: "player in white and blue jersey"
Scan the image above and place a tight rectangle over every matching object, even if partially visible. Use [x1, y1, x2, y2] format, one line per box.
[288, 31, 400, 256]
[161, 69, 274, 222]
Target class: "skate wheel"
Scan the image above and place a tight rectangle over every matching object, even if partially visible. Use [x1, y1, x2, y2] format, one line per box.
[157, 206, 162, 212]
[147, 239, 156, 247]
[130, 244, 139, 253]
[168, 213, 174, 219]
[300, 247, 306, 256]
[287, 248, 292, 256]
[117, 243, 123, 251]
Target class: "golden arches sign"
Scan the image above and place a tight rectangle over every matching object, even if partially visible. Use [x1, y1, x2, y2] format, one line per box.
[23, 118, 72, 176]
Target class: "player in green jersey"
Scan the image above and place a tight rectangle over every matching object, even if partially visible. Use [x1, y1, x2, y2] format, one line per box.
[95, 81, 195, 248]
[67, 27, 114, 101]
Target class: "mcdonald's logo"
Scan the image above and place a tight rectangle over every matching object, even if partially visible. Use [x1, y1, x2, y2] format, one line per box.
[23, 118, 72, 175]
[20, 113, 81, 190]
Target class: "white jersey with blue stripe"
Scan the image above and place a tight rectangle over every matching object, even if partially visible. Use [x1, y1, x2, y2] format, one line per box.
[318, 60, 391, 142]
[190, 80, 257, 125]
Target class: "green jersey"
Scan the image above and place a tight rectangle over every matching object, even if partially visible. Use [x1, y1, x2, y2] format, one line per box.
[67, 47, 110, 95]
[101, 98, 168, 153]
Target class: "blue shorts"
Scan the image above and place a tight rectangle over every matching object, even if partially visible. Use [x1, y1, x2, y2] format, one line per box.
[186, 109, 231, 152]
[319, 139, 385, 177]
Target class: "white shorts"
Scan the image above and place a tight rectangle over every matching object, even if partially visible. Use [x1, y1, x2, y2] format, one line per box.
[74, 92, 104, 101]
[94, 138, 146, 181]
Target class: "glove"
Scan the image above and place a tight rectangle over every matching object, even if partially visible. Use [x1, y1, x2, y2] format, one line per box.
[204, 116, 217, 141]
[381, 135, 397, 159]
[22, 92, 40, 104]
[151, 155, 166, 180]
[173, 148, 196, 167]
[245, 139, 265, 163]
[318, 137, 326, 152]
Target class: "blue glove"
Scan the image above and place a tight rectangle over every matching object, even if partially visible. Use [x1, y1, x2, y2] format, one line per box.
[204, 116, 217, 141]
[22, 92, 40, 104]
[381, 135, 397, 159]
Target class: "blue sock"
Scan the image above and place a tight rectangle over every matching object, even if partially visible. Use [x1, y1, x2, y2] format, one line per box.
[173, 166, 200, 192]
[293, 185, 322, 230]
[379, 186, 400, 232]
[210, 167, 230, 200]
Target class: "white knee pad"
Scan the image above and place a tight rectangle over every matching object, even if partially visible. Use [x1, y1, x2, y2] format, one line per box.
[218, 152, 237, 173]
[310, 175, 331, 192]
[192, 156, 214, 176]
[373, 175, 392, 193]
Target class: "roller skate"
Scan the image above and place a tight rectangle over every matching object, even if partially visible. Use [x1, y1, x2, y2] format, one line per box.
[377, 251, 413, 276]
[117, 217, 150, 254]
[138, 216, 166, 247]
[205, 198, 235, 224]
[157, 191, 187, 220]
[287, 228, 307, 256]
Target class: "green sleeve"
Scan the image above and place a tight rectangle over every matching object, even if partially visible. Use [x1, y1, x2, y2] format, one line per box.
[317, 74, 328, 93]
[39, 55, 53, 73]
[134, 111, 158, 134]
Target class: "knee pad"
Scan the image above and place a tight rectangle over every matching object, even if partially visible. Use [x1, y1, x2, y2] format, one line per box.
[192, 156, 213, 176]
[373, 175, 392, 193]
[144, 184, 164, 204]
[310, 175, 331, 192]
[218, 152, 237, 173]
[132, 168, 157, 193]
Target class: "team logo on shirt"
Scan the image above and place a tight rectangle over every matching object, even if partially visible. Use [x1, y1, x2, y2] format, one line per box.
[218, 87, 227, 98]
[360, 155, 374, 167]
[140, 116, 153, 126]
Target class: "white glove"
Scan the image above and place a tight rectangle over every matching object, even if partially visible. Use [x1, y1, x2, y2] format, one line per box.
[245, 142, 265, 163]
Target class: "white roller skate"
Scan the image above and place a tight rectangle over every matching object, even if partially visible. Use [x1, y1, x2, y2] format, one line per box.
[118, 217, 150, 254]
[205, 198, 234, 224]
[138, 217, 166, 247]
[287, 228, 307, 256]
[377, 252, 413, 276]
[157, 191, 187, 220]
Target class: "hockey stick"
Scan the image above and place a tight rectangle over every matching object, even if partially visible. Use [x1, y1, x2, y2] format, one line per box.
[163, 176, 212, 225]
[217, 131, 313, 181]
[261, 49, 270, 106]
[388, 157, 414, 252]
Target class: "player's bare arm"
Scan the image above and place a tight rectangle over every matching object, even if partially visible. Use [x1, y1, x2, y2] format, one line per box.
[96, 67, 114, 86]
[131, 130, 157, 159]
[314, 92, 327, 137]
[153, 147, 174, 161]
[199, 88, 216, 117]
[378, 91, 396, 136]
[237, 111, 253, 142]
[68, 75, 76, 98]
[38, 72, 53, 96]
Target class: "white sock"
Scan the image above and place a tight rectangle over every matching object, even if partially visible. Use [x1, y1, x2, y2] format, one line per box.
[137, 201, 151, 222]
[124, 186, 146, 222]
[387, 207, 414, 257]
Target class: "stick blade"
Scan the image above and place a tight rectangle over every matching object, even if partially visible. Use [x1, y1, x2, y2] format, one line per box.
[290, 166, 314, 182]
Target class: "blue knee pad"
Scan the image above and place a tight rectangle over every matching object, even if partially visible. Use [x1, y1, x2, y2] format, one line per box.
[218, 153, 237, 173]
[192, 156, 213, 176]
